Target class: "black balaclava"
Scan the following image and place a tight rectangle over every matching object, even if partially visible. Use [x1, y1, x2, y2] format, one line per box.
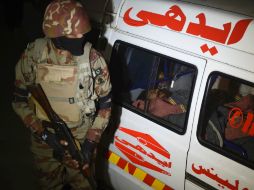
[51, 35, 87, 56]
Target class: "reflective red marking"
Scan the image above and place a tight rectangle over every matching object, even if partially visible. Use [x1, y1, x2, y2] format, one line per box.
[127, 162, 136, 175]
[143, 174, 155, 186]
[119, 127, 170, 159]
[117, 158, 128, 169]
[115, 140, 171, 176]
[108, 150, 174, 190]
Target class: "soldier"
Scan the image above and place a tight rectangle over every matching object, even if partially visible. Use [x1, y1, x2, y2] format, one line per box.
[12, 0, 112, 189]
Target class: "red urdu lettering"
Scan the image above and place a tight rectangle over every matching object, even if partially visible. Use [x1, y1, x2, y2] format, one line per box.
[186, 13, 231, 44]
[115, 135, 171, 168]
[136, 145, 147, 155]
[138, 10, 174, 27]
[137, 137, 170, 159]
[115, 139, 171, 176]
[164, 5, 186, 31]
[192, 163, 205, 175]
[115, 136, 129, 145]
[123, 5, 186, 31]
[227, 19, 253, 45]
[115, 141, 144, 162]
[192, 164, 240, 190]
[123, 7, 148, 26]
[119, 127, 171, 158]
[123, 6, 252, 46]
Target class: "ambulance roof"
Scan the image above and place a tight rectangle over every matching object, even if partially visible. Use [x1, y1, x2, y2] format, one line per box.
[117, 0, 254, 73]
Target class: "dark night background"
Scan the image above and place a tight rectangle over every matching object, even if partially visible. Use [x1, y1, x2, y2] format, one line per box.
[0, 1, 50, 189]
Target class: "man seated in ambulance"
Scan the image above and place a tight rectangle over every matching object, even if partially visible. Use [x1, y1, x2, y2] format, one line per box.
[132, 69, 192, 127]
[132, 89, 186, 116]
[224, 93, 254, 161]
[205, 82, 254, 160]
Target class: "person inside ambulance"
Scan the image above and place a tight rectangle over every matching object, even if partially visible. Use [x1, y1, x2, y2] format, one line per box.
[206, 92, 254, 158]
[132, 87, 187, 117]
[204, 77, 254, 161]
[132, 65, 194, 128]
[224, 93, 254, 160]
[12, 0, 112, 189]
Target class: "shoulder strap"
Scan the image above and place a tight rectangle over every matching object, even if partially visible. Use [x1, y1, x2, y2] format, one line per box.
[33, 38, 48, 64]
[77, 42, 98, 99]
[78, 42, 92, 78]
[79, 42, 92, 68]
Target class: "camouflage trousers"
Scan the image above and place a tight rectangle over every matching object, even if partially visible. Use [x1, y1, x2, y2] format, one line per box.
[30, 135, 91, 190]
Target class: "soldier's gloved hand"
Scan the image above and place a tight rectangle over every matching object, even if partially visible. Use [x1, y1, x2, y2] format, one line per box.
[39, 121, 65, 161]
[61, 151, 80, 170]
[81, 139, 97, 168]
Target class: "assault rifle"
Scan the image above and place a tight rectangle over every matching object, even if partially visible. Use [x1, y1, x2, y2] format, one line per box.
[28, 84, 97, 190]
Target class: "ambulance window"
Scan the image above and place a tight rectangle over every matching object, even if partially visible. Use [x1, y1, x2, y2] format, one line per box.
[198, 72, 254, 168]
[109, 41, 197, 134]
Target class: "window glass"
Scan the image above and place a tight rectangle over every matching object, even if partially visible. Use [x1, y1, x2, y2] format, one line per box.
[109, 41, 196, 133]
[199, 72, 254, 167]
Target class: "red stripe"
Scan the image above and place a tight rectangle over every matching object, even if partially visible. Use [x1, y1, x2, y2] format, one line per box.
[117, 158, 128, 169]
[163, 185, 174, 190]
[107, 151, 174, 190]
[127, 162, 136, 175]
[143, 174, 155, 186]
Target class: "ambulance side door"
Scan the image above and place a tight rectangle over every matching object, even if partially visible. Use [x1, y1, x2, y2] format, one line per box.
[99, 31, 206, 190]
[186, 61, 254, 190]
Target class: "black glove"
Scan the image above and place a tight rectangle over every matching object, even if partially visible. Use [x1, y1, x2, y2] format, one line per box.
[81, 139, 97, 165]
[40, 126, 65, 161]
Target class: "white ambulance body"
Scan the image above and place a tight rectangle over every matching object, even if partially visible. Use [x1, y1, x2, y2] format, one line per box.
[84, 0, 254, 189]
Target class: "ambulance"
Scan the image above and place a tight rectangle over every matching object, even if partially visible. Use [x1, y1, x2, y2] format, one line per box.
[84, 0, 254, 189]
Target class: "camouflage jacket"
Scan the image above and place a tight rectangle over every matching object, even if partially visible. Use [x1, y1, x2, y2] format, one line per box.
[12, 37, 112, 142]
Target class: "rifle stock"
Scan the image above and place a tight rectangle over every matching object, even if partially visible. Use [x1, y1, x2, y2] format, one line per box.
[28, 84, 97, 189]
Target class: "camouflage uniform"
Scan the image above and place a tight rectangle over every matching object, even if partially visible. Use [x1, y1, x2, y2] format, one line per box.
[12, 0, 112, 189]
